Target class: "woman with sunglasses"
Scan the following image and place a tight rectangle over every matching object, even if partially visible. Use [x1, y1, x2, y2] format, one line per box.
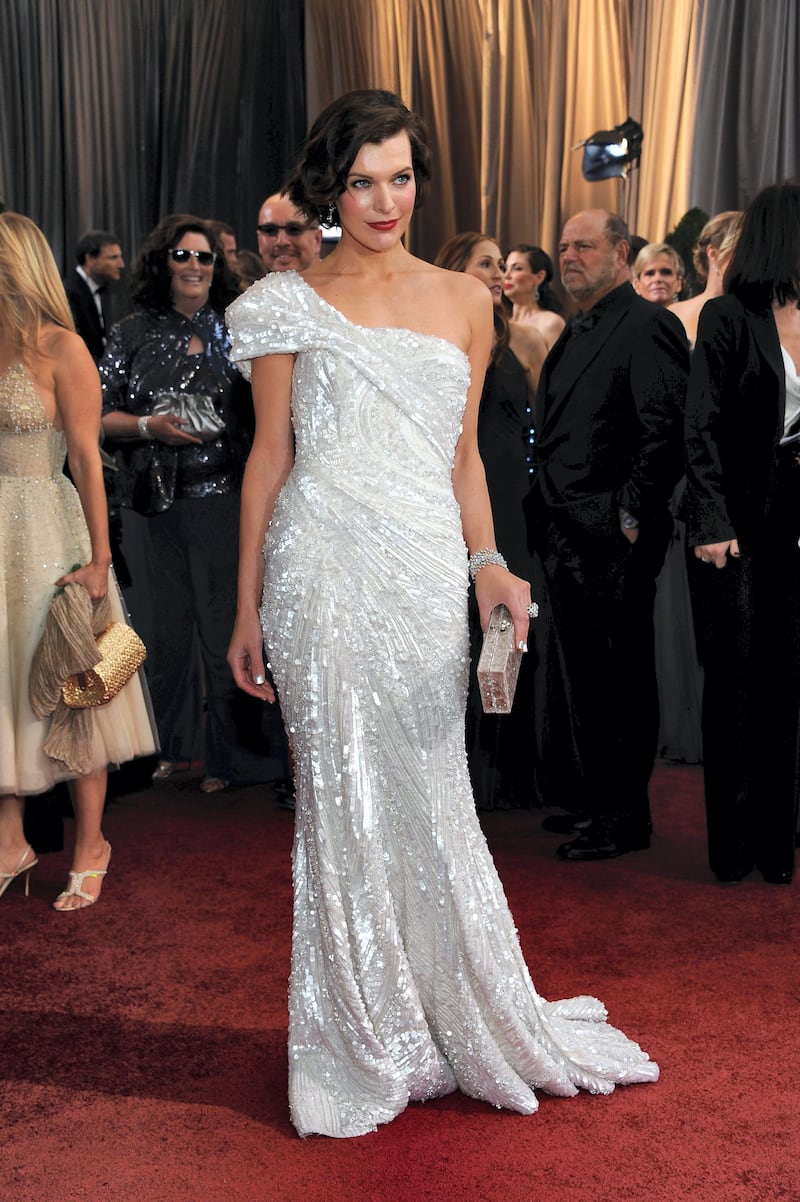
[100, 214, 289, 795]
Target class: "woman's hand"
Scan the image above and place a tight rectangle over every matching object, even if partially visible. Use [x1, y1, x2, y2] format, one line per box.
[474, 564, 533, 650]
[227, 611, 276, 701]
[694, 539, 740, 568]
[147, 413, 203, 445]
[56, 561, 110, 602]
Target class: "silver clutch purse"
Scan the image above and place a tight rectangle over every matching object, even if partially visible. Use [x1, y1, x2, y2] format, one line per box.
[477, 604, 522, 714]
[151, 390, 226, 441]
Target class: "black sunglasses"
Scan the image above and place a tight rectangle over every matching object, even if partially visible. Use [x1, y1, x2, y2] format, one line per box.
[170, 247, 216, 266]
[256, 222, 314, 238]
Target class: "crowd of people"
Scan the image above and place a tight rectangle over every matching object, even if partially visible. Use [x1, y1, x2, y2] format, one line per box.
[1, 87, 798, 1136]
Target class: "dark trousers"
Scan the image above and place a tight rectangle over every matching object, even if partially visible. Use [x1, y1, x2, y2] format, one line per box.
[143, 493, 289, 784]
[688, 522, 800, 880]
[535, 506, 669, 833]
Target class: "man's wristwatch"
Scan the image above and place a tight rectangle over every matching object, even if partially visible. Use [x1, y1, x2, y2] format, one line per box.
[620, 509, 639, 530]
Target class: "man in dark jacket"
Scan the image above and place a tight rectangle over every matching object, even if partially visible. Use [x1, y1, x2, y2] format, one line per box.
[65, 230, 125, 361]
[527, 209, 689, 860]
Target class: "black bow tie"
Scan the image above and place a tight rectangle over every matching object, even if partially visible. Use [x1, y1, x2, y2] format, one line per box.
[569, 309, 601, 335]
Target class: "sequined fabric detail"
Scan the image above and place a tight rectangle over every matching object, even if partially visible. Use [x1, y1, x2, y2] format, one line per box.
[226, 273, 659, 1138]
[0, 365, 80, 599]
[0, 362, 51, 432]
[99, 305, 243, 512]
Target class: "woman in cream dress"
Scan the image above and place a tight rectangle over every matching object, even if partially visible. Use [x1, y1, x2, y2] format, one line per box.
[0, 213, 156, 910]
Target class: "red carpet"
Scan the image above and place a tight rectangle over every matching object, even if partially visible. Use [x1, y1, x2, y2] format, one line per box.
[2, 763, 798, 1202]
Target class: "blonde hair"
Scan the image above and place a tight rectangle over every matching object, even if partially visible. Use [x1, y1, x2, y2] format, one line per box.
[715, 212, 744, 274]
[632, 242, 685, 282]
[691, 209, 739, 281]
[0, 212, 75, 359]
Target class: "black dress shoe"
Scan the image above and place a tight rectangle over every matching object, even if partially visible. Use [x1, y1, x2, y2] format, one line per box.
[273, 778, 296, 811]
[759, 868, 793, 885]
[712, 857, 754, 883]
[541, 812, 591, 834]
[556, 827, 650, 861]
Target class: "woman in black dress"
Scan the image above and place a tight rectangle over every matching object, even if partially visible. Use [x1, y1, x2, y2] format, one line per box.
[436, 233, 561, 809]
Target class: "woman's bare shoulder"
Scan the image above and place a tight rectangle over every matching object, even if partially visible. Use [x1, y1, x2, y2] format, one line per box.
[669, 295, 703, 319]
[39, 324, 91, 364]
[510, 321, 548, 361]
[416, 262, 489, 314]
[537, 309, 566, 336]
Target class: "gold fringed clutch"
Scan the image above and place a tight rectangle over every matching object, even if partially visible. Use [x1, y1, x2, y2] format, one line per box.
[477, 604, 522, 714]
[61, 621, 147, 709]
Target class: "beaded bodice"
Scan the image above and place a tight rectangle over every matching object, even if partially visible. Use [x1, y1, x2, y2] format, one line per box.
[0, 362, 67, 479]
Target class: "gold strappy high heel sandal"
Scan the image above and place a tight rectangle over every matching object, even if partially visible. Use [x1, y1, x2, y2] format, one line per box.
[53, 842, 112, 912]
[0, 846, 38, 899]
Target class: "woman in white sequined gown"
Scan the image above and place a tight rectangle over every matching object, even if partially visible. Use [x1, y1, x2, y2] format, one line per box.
[227, 90, 658, 1138]
[0, 213, 156, 910]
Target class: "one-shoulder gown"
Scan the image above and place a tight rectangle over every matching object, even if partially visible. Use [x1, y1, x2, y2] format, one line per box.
[227, 272, 658, 1138]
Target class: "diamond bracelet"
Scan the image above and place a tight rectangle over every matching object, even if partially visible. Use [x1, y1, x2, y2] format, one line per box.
[468, 548, 508, 581]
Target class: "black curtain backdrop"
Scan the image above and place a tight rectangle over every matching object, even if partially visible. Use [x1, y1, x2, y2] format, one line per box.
[0, 0, 305, 273]
[690, 0, 800, 214]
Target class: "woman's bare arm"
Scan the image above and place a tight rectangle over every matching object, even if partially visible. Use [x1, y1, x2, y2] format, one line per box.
[227, 352, 296, 699]
[44, 330, 111, 599]
[451, 280, 532, 648]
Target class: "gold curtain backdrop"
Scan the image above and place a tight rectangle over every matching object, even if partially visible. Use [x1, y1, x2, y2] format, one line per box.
[627, 0, 700, 242]
[2, 0, 797, 277]
[304, 0, 699, 262]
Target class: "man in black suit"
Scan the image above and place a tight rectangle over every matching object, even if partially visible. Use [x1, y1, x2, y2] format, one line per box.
[65, 230, 125, 361]
[527, 209, 689, 860]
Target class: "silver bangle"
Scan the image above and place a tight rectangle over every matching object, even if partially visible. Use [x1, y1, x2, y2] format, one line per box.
[468, 548, 507, 581]
[137, 414, 153, 440]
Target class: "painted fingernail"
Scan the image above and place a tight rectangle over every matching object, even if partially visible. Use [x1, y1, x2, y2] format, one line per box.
[254, 674, 265, 685]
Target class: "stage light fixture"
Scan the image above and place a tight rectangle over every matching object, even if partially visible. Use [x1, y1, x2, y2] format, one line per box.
[577, 117, 643, 182]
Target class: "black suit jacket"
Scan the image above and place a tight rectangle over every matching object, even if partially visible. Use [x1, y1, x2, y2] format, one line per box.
[529, 282, 689, 548]
[684, 295, 785, 552]
[65, 269, 107, 361]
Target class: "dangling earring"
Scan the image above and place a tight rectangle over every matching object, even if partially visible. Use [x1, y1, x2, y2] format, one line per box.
[323, 202, 338, 226]
[534, 286, 541, 303]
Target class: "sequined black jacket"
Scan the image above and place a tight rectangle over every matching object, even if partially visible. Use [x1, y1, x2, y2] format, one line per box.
[100, 304, 253, 514]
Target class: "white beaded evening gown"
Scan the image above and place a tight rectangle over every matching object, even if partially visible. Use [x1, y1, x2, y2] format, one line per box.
[227, 272, 658, 1138]
[0, 362, 157, 796]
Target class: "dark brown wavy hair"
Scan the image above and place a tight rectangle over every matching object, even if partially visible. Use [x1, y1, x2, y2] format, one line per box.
[505, 243, 564, 315]
[285, 89, 432, 228]
[131, 213, 240, 312]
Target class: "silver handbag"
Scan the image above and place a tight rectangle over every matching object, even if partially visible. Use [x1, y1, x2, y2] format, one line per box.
[151, 390, 226, 441]
[477, 605, 522, 714]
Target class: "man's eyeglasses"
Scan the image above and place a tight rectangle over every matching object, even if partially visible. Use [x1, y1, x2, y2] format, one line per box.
[257, 222, 314, 238]
[170, 248, 216, 266]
